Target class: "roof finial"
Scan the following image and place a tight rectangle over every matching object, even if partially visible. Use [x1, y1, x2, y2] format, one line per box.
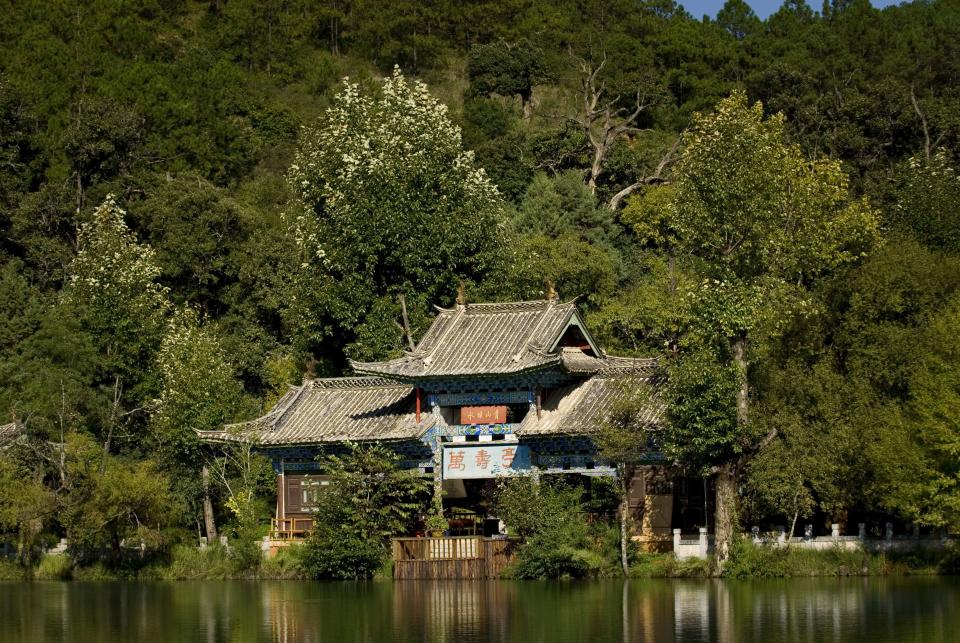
[545, 279, 558, 303]
[456, 279, 467, 307]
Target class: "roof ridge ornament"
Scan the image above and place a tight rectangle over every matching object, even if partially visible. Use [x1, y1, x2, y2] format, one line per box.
[456, 279, 467, 307]
[513, 291, 559, 362]
[270, 380, 310, 430]
[545, 279, 558, 303]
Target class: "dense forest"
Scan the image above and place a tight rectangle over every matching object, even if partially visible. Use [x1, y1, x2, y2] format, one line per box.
[1, 0, 959, 568]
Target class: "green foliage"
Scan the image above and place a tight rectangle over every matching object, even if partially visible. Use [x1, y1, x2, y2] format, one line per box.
[516, 171, 620, 248]
[2, 0, 960, 571]
[158, 544, 233, 581]
[663, 347, 744, 472]
[59, 433, 180, 560]
[673, 90, 880, 289]
[34, 554, 73, 581]
[0, 452, 56, 565]
[301, 530, 385, 581]
[0, 559, 25, 581]
[300, 444, 427, 580]
[723, 539, 889, 579]
[901, 294, 960, 527]
[496, 477, 604, 579]
[467, 39, 550, 110]
[286, 69, 509, 360]
[587, 253, 693, 355]
[259, 544, 307, 580]
[743, 239, 960, 529]
[506, 233, 617, 306]
[153, 308, 250, 526]
[462, 97, 516, 149]
[211, 439, 274, 573]
[629, 552, 711, 579]
[892, 150, 960, 254]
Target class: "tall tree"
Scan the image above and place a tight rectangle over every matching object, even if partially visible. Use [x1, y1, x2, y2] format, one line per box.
[467, 39, 550, 118]
[660, 91, 880, 562]
[287, 69, 508, 363]
[153, 308, 248, 542]
[63, 196, 170, 455]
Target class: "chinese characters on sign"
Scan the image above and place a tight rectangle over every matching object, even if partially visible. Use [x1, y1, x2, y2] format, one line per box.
[442, 443, 531, 479]
[459, 405, 508, 425]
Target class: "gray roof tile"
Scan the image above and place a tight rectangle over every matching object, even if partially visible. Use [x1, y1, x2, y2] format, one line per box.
[519, 373, 665, 436]
[350, 299, 583, 379]
[200, 378, 434, 446]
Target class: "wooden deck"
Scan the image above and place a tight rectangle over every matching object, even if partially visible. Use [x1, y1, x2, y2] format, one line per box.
[271, 517, 313, 540]
[392, 537, 516, 580]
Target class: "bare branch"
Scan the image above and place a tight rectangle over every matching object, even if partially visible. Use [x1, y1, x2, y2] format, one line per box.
[911, 83, 932, 160]
[607, 135, 683, 211]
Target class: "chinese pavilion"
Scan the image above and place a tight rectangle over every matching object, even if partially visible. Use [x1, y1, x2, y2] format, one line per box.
[201, 294, 682, 546]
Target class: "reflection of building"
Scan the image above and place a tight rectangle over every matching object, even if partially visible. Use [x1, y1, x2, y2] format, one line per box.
[200, 294, 683, 545]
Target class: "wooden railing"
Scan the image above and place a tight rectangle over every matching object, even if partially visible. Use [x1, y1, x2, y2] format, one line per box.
[271, 517, 313, 540]
[392, 537, 516, 579]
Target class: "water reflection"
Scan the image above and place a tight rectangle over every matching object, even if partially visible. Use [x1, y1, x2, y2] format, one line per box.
[0, 576, 956, 642]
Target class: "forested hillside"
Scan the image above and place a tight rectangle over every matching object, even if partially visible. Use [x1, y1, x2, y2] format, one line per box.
[1, 0, 959, 560]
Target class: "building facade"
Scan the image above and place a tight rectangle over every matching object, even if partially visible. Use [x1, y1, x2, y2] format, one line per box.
[201, 296, 680, 546]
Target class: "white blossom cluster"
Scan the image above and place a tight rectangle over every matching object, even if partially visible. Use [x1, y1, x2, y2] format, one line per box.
[65, 195, 169, 327]
[287, 67, 502, 264]
[897, 149, 958, 211]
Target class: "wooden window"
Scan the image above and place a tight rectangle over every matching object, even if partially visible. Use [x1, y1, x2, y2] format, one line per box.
[284, 475, 329, 514]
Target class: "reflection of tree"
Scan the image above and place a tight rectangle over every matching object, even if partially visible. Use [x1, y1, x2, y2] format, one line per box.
[4, 577, 960, 641]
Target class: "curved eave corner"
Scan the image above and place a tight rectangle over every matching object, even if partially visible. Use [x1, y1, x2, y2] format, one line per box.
[195, 422, 261, 445]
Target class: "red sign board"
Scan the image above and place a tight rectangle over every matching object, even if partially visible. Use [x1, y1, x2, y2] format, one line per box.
[459, 405, 507, 425]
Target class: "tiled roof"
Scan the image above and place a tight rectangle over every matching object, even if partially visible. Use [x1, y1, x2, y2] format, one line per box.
[350, 299, 589, 379]
[199, 377, 434, 446]
[202, 297, 665, 448]
[200, 366, 662, 447]
[518, 371, 664, 436]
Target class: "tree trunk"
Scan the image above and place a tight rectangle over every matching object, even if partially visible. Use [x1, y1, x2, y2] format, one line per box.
[731, 332, 749, 427]
[520, 87, 533, 119]
[202, 464, 218, 542]
[619, 465, 632, 577]
[715, 331, 749, 565]
[588, 145, 605, 194]
[714, 463, 738, 564]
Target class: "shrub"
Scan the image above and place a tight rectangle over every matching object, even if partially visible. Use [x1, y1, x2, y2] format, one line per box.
[71, 563, 123, 581]
[158, 544, 232, 580]
[298, 444, 427, 580]
[496, 477, 605, 579]
[724, 539, 881, 579]
[0, 558, 26, 580]
[35, 554, 73, 580]
[629, 552, 711, 578]
[299, 529, 384, 580]
[260, 545, 306, 580]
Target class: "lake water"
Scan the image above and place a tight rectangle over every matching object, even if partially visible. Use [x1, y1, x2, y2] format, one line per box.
[1, 577, 957, 642]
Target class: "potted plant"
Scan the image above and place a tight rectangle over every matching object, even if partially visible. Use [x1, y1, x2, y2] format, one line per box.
[426, 496, 447, 537]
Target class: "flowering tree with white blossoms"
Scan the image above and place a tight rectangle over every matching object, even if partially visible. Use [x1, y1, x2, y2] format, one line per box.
[286, 68, 509, 361]
[894, 149, 960, 254]
[66, 195, 169, 372]
[63, 195, 171, 456]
